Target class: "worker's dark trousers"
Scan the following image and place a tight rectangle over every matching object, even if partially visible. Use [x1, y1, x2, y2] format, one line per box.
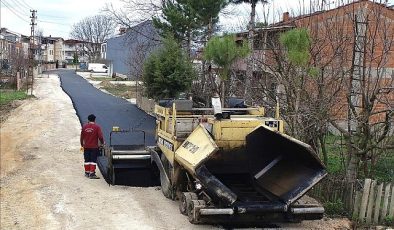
[84, 148, 99, 175]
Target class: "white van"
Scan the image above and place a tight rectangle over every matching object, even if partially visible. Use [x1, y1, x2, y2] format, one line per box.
[88, 63, 108, 73]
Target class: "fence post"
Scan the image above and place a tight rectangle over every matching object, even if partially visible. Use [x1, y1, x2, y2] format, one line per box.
[366, 180, 376, 224]
[353, 191, 362, 220]
[374, 183, 384, 224]
[359, 179, 372, 222]
[389, 184, 394, 219]
[381, 183, 391, 223]
[16, 72, 21, 90]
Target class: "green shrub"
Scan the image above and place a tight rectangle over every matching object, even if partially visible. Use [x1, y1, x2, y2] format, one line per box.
[324, 199, 346, 216]
[383, 216, 393, 226]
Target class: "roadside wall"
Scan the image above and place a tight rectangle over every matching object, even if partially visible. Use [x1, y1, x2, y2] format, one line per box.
[137, 95, 155, 114]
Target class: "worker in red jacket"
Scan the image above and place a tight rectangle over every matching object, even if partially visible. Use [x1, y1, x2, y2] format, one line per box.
[80, 114, 104, 179]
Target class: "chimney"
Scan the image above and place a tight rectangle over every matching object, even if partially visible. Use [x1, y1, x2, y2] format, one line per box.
[119, 28, 126, 35]
[283, 12, 290, 22]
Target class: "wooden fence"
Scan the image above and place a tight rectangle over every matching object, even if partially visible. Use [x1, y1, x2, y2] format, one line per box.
[309, 178, 394, 225]
[309, 177, 350, 203]
[353, 179, 394, 225]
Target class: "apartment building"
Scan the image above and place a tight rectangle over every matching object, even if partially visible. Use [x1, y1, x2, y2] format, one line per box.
[0, 28, 29, 73]
[64, 39, 89, 64]
[41, 36, 65, 64]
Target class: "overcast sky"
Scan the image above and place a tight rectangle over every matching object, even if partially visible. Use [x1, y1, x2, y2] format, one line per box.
[1, 0, 393, 39]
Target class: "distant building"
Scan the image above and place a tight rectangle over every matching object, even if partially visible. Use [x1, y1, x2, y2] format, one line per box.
[103, 20, 161, 79]
[0, 28, 30, 73]
[64, 39, 88, 64]
[41, 36, 65, 63]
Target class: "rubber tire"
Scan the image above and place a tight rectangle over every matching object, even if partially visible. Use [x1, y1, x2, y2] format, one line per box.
[179, 192, 197, 215]
[187, 200, 205, 224]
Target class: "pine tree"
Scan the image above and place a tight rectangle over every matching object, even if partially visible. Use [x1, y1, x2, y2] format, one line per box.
[142, 36, 196, 100]
[203, 35, 249, 105]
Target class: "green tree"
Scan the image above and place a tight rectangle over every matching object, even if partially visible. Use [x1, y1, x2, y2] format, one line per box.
[153, 0, 199, 56]
[142, 36, 196, 100]
[280, 28, 311, 66]
[203, 35, 249, 105]
[186, 0, 228, 40]
[153, 0, 228, 56]
[73, 52, 79, 64]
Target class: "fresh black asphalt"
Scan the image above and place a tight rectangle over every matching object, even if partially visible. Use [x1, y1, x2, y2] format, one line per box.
[49, 69, 156, 146]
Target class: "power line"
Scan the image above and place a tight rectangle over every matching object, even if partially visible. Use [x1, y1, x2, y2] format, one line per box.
[19, 0, 32, 10]
[37, 19, 71, 26]
[8, 0, 30, 13]
[12, 0, 68, 20]
[40, 13, 68, 20]
[2, 0, 30, 23]
[4, 0, 30, 17]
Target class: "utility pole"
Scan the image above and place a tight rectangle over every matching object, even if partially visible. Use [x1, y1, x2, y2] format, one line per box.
[28, 10, 37, 95]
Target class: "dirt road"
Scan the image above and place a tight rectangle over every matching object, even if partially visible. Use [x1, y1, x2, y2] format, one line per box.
[0, 74, 351, 229]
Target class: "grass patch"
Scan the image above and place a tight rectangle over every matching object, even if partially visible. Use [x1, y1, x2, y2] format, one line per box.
[324, 199, 346, 216]
[323, 134, 347, 175]
[89, 77, 112, 81]
[0, 90, 30, 105]
[99, 82, 137, 99]
[369, 151, 394, 182]
[322, 134, 393, 182]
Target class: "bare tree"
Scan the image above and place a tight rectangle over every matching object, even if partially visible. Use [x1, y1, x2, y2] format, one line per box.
[240, 2, 393, 208]
[238, 0, 393, 176]
[70, 15, 115, 62]
[104, 0, 163, 28]
[328, 0, 394, 184]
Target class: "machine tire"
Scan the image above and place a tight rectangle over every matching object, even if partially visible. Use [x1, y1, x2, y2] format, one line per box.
[179, 192, 198, 215]
[187, 200, 205, 224]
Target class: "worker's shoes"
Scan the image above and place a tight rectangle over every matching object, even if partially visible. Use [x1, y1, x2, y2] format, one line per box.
[85, 172, 90, 178]
[89, 173, 100, 179]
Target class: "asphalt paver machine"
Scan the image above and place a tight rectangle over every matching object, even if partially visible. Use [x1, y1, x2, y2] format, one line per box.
[147, 97, 327, 224]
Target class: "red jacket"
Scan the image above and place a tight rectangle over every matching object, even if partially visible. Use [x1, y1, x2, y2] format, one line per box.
[80, 122, 104, 149]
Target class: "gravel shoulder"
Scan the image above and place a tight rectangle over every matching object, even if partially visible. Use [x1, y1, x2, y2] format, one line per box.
[0, 74, 352, 229]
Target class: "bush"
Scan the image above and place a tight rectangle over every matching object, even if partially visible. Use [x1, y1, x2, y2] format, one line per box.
[324, 199, 346, 216]
[383, 216, 393, 226]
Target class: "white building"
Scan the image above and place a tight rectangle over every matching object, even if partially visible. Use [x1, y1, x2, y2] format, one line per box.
[64, 39, 88, 64]
[41, 36, 65, 64]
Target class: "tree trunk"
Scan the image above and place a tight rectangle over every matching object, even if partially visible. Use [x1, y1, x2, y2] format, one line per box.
[205, 17, 214, 106]
[319, 135, 328, 166]
[243, 1, 256, 105]
[221, 80, 225, 107]
[187, 29, 192, 58]
[345, 149, 359, 209]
